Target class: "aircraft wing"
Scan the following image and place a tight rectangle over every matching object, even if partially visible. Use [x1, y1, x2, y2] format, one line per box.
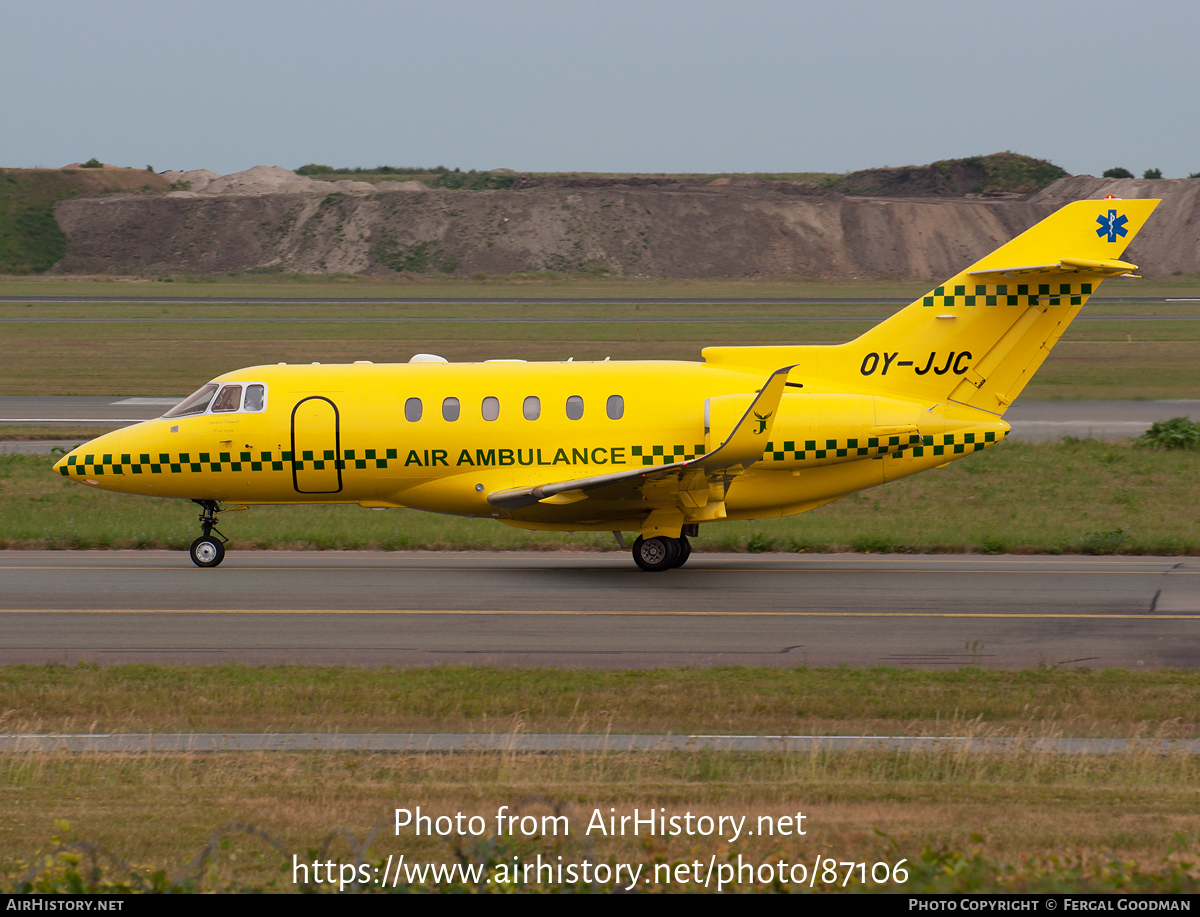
[486, 365, 796, 513]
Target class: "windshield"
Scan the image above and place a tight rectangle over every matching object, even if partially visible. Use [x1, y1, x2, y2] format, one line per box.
[163, 384, 219, 418]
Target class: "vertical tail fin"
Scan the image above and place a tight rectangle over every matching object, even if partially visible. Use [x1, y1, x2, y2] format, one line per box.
[846, 198, 1159, 413]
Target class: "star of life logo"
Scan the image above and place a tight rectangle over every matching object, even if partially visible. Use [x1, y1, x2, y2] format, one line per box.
[1096, 209, 1128, 243]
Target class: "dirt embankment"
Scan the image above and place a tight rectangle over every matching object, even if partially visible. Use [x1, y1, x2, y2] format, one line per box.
[52, 171, 1200, 279]
[1, 167, 175, 274]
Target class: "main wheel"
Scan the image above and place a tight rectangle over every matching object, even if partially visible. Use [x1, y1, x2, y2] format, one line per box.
[672, 535, 692, 568]
[632, 535, 679, 572]
[189, 535, 225, 568]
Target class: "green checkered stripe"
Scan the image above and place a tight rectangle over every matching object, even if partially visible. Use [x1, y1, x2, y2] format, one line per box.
[763, 433, 922, 462]
[763, 430, 1004, 462]
[922, 281, 1093, 308]
[60, 448, 403, 477]
[632, 444, 706, 466]
[908, 430, 1003, 456]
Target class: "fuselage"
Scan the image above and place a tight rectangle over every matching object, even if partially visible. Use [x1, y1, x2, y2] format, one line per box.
[54, 357, 1009, 534]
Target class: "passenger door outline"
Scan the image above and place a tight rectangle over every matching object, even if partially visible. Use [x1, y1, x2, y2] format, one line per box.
[290, 396, 343, 494]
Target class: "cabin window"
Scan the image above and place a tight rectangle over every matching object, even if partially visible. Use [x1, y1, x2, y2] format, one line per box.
[482, 396, 499, 421]
[405, 397, 423, 422]
[606, 394, 624, 420]
[244, 384, 266, 412]
[442, 397, 460, 422]
[523, 396, 541, 421]
[565, 395, 584, 420]
[211, 384, 243, 413]
[163, 383, 219, 418]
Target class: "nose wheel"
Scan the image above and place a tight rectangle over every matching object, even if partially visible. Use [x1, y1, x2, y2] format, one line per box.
[189, 500, 229, 568]
[190, 535, 225, 568]
[632, 534, 691, 572]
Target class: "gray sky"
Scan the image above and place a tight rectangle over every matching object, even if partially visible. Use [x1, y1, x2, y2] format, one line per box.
[3, 0, 1197, 178]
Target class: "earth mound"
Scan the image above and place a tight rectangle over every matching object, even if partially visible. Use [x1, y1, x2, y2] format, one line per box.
[10, 154, 1195, 279]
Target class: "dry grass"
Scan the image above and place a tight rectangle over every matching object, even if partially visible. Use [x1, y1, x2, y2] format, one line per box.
[1, 297, 1198, 397]
[2, 749, 1198, 892]
[10, 335, 1200, 400]
[4, 664, 1199, 891]
[2, 665, 1198, 738]
[0, 274, 941, 301]
[1, 272, 1197, 301]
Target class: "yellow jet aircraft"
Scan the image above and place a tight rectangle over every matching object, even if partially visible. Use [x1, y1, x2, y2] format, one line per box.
[54, 197, 1158, 570]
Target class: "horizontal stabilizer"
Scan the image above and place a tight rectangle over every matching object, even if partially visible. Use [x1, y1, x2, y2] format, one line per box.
[969, 257, 1139, 280]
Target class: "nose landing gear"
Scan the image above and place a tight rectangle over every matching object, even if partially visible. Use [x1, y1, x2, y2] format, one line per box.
[189, 500, 227, 568]
[631, 534, 692, 572]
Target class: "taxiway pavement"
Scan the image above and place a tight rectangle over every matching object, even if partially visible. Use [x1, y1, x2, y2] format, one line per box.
[0, 295, 1195, 305]
[1, 552, 1196, 669]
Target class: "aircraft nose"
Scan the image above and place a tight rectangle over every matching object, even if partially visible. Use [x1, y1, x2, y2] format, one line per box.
[53, 430, 124, 483]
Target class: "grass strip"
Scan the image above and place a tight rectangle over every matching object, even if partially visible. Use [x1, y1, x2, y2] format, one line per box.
[2, 750, 1198, 892]
[0, 426, 120, 442]
[3, 664, 1197, 737]
[4, 664, 1198, 892]
[2, 272, 1198, 301]
[3, 440, 1200, 553]
[2, 302, 1200, 396]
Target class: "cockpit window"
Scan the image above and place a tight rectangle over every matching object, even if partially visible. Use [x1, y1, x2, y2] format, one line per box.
[163, 384, 219, 418]
[211, 384, 243, 413]
[244, 384, 266, 412]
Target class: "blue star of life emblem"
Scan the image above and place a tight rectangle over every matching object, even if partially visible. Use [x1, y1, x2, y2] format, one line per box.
[1096, 209, 1128, 243]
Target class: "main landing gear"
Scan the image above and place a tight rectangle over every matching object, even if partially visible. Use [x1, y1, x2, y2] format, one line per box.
[189, 500, 227, 568]
[631, 533, 692, 572]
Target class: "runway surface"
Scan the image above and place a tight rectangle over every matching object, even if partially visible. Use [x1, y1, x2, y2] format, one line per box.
[3, 397, 1197, 445]
[1, 295, 1195, 305]
[4, 733, 1196, 754]
[1, 314, 1196, 323]
[1, 552, 1197, 669]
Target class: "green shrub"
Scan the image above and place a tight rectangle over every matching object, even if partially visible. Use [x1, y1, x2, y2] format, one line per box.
[81, 158, 103, 169]
[298, 165, 437, 176]
[980, 536, 1007, 555]
[850, 534, 893, 554]
[430, 168, 515, 191]
[369, 235, 458, 274]
[1137, 416, 1200, 450]
[1102, 167, 1134, 178]
[745, 532, 776, 553]
[0, 170, 72, 273]
[1143, 168, 1163, 180]
[1078, 528, 1128, 554]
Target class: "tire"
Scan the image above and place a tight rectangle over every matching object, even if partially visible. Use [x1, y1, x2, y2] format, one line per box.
[632, 535, 679, 572]
[672, 535, 692, 568]
[189, 536, 225, 568]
